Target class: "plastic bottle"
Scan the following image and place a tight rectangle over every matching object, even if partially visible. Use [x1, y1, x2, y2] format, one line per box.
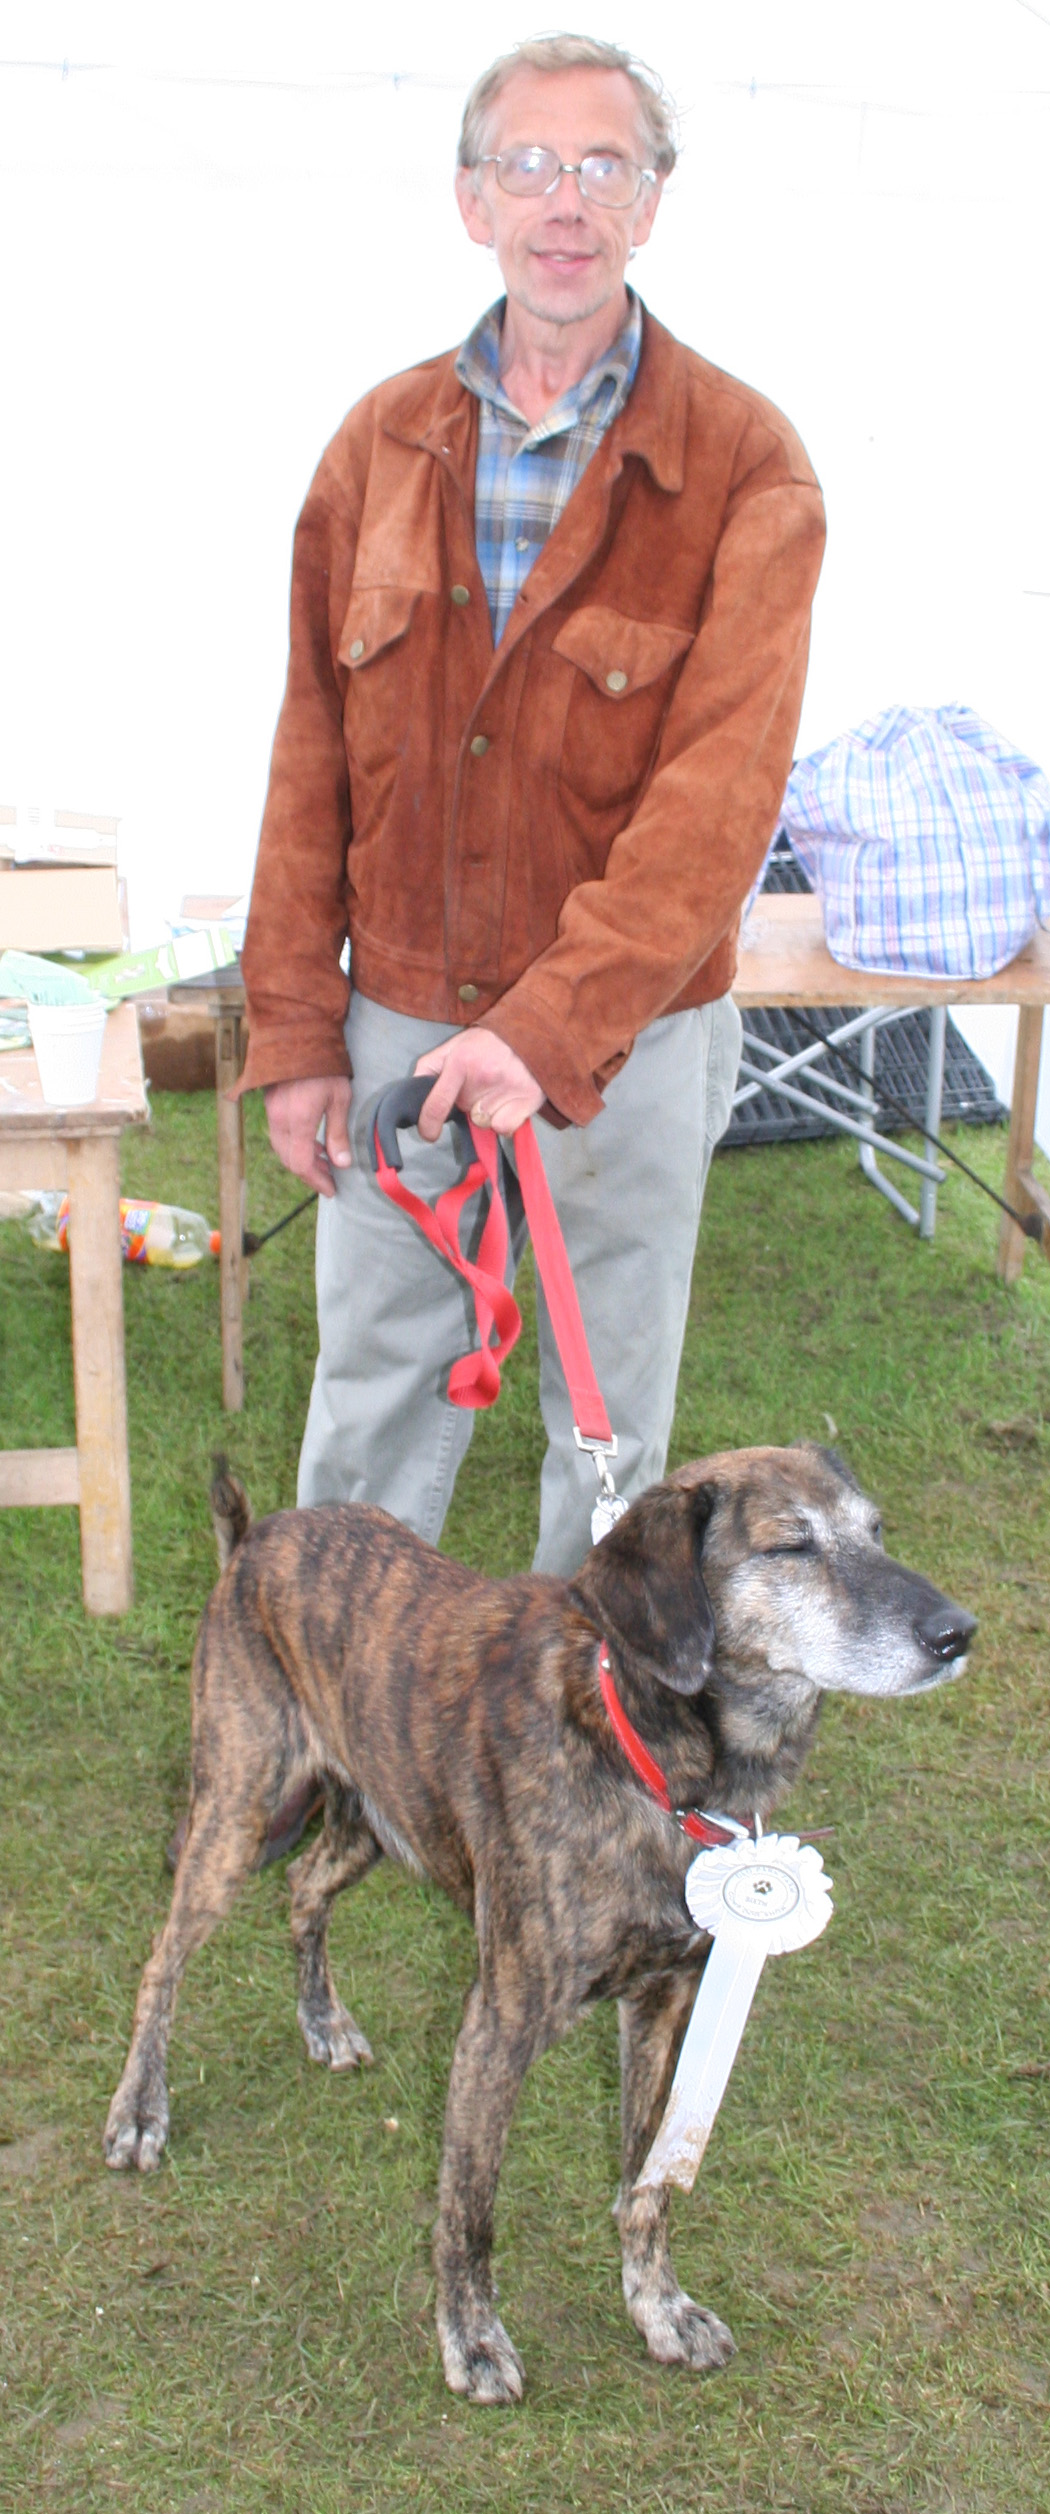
[27, 1192, 220, 1269]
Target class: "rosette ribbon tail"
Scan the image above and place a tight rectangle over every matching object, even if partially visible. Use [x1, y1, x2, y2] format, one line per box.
[633, 1833, 834, 2196]
[634, 1930, 767, 2193]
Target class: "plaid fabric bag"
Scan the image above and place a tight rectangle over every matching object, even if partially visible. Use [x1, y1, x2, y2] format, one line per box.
[781, 704, 1050, 979]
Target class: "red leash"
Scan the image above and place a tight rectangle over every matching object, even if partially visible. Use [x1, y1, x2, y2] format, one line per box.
[372, 1110, 520, 1409]
[512, 1122, 614, 1447]
[370, 1080, 618, 1480]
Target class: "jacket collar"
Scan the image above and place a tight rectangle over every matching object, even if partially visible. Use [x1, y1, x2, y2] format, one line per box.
[611, 306, 687, 494]
[383, 303, 688, 498]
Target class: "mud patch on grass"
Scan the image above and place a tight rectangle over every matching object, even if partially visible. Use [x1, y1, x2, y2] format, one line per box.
[0, 2126, 62, 2180]
[48, 2393, 124, 2451]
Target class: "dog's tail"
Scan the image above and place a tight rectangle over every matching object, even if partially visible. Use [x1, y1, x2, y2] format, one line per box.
[210, 1452, 252, 1571]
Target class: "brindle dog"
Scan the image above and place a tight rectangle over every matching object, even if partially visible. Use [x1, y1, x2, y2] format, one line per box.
[104, 1445, 974, 2403]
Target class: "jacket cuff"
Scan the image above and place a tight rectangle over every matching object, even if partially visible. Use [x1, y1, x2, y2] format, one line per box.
[483, 999, 605, 1127]
[235, 1021, 351, 1099]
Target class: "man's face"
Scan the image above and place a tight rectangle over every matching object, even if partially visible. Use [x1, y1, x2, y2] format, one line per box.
[455, 66, 664, 330]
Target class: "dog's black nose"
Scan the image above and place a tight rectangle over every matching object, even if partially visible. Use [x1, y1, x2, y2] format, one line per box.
[915, 1603, 976, 1661]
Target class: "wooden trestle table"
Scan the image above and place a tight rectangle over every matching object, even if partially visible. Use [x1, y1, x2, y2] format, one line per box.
[732, 893, 1050, 1281]
[0, 999, 148, 1612]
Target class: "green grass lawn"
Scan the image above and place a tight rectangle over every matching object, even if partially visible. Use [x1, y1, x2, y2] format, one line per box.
[1, 1093, 1049, 2513]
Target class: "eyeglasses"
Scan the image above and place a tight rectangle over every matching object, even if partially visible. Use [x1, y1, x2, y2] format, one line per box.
[476, 146, 656, 209]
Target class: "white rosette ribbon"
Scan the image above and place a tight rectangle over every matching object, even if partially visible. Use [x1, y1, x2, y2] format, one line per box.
[635, 1833, 833, 2194]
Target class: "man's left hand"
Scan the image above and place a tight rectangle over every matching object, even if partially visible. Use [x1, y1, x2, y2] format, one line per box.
[414, 1028, 545, 1139]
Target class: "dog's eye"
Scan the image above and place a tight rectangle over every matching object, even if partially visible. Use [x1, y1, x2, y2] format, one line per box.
[762, 1533, 816, 1558]
[870, 1517, 883, 1543]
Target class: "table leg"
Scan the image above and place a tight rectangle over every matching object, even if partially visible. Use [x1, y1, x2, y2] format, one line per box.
[216, 1011, 246, 1410]
[919, 1005, 948, 1240]
[997, 1006, 1049, 1282]
[856, 1014, 939, 1227]
[66, 1132, 133, 1614]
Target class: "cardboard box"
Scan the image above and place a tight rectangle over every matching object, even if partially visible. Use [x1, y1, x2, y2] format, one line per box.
[0, 865, 124, 952]
[0, 804, 119, 870]
[137, 995, 230, 1092]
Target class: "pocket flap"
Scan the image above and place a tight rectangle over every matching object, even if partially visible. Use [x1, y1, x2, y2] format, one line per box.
[551, 605, 693, 699]
[338, 587, 418, 669]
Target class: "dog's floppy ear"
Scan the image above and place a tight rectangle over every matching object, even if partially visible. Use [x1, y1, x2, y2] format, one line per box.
[573, 1482, 718, 1695]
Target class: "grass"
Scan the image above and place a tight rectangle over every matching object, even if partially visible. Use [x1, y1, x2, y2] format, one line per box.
[1, 1090, 1049, 2512]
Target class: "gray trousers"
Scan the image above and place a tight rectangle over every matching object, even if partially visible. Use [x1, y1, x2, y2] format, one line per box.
[298, 992, 742, 1576]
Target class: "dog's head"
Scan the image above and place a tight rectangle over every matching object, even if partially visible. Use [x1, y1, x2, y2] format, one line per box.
[572, 1444, 975, 1707]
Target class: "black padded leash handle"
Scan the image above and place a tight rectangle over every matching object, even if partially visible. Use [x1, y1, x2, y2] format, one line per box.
[370, 1075, 474, 1175]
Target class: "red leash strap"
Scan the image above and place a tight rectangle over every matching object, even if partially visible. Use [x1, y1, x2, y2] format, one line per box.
[372, 1120, 523, 1409]
[513, 1121, 613, 1445]
[371, 1094, 613, 1441]
[597, 1644, 753, 1848]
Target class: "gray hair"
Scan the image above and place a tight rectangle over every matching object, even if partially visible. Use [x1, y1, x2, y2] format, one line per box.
[457, 32, 678, 179]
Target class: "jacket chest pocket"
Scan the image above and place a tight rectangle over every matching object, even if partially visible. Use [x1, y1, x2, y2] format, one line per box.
[339, 587, 419, 780]
[550, 605, 694, 812]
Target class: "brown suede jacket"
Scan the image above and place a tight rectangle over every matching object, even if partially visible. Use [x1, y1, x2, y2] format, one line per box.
[240, 307, 825, 1124]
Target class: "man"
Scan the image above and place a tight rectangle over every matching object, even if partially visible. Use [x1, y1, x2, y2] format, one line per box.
[241, 33, 825, 1574]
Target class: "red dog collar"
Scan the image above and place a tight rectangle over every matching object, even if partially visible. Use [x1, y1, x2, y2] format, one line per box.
[597, 1643, 755, 1848]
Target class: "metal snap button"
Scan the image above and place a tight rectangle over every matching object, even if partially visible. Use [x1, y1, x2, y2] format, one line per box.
[469, 735, 490, 757]
[605, 668, 628, 692]
[349, 638, 365, 660]
[450, 584, 471, 606]
[457, 982, 480, 1003]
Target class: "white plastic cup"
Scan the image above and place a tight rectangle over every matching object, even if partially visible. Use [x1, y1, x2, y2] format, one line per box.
[27, 1000, 109, 1108]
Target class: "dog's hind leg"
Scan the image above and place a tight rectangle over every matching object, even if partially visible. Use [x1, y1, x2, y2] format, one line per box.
[288, 1783, 382, 2070]
[615, 1969, 736, 2374]
[104, 1783, 269, 2173]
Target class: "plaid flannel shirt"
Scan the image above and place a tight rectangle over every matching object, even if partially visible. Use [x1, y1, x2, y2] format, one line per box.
[782, 704, 1050, 980]
[455, 291, 643, 645]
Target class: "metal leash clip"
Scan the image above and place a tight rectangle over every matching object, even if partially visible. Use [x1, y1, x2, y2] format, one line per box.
[575, 1428, 629, 1543]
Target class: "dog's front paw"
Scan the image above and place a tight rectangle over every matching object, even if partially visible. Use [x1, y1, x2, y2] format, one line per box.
[437, 2301, 525, 2406]
[628, 2283, 736, 2373]
[297, 1997, 373, 2072]
[103, 2074, 169, 2173]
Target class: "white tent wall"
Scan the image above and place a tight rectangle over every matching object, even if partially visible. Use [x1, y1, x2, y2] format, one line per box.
[2, 1, 1049, 1145]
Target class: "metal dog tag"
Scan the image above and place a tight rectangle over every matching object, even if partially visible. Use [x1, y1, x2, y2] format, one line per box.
[591, 1490, 630, 1544]
[634, 1834, 833, 2193]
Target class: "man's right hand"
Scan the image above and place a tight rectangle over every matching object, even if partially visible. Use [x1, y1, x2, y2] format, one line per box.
[263, 1076, 353, 1196]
